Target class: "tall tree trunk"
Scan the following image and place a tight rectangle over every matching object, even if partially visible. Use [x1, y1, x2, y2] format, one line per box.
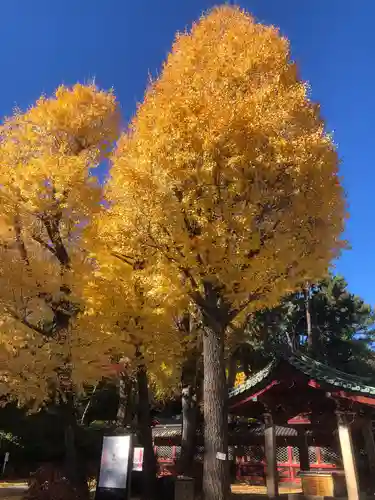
[62, 396, 90, 500]
[179, 384, 198, 476]
[116, 357, 133, 427]
[41, 213, 89, 497]
[137, 363, 157, 500]
[202, 321, 230, 500]
[117, 374, 131, 426]
[127, 381, 137, 429]
[56, 307, 89, 499]
[175, 311, 203, 477]
[178, 344, 202, 477]
[304, 283, 314, 353]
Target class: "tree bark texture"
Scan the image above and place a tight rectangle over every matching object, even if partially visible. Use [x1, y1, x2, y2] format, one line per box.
[137, 363, 157, 500]
[117, 374, 133, 427]
[202, 322, 230, 500]
[178, 343, 202, 477]
[179, 385, 198, 476]
[62, 397, 90, 500]
[304, 284, 315, 353]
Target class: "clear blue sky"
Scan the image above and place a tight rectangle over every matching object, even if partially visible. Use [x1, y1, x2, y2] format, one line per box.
[1, 1, 374, 304]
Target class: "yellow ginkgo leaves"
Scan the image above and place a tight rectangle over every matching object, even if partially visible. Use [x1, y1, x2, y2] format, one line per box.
[0, 84, 120, 407]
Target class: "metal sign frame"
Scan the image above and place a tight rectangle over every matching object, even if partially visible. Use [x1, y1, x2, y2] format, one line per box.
[95, 432, 133, 500]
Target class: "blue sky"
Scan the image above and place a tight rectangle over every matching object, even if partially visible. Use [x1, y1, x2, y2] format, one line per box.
[1, 0, 374, 305]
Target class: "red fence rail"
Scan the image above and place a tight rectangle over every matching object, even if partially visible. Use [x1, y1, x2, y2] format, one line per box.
[152, 445, 341, 484]
[233, 445, 340, 483]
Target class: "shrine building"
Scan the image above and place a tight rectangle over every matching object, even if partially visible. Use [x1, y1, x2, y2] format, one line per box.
[153, 350, 375, 500]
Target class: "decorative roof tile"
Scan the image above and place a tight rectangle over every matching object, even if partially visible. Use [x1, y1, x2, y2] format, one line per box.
[286, 353, 375, 396]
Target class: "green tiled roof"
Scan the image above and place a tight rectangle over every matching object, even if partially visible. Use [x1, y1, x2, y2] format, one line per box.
[228, 351, 375, 399]
[286, 352, 375, 396]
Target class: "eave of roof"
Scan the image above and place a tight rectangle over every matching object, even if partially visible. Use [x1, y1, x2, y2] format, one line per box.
[228, 351, 375, 399]
[228, 359, 277, 398]
[151, 424, 314, 439]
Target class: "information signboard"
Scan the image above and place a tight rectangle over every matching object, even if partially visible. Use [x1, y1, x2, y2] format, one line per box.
[95, 434, 133, 500]
[132, 447, 143, 472]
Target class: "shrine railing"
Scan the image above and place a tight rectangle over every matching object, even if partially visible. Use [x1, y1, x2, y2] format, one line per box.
[150, 445, 342, 484]
[235, 445, 341, 483]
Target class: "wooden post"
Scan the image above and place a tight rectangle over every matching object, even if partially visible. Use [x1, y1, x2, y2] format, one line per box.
[264, 413, 278, 498]
[361, 416, 375, 477]
[297, 427, 310, 471]
[337, 411, 360, 500]
[175, 477, 195, 500]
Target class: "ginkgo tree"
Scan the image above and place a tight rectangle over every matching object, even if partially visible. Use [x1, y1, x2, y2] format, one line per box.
[80, 207, 189, 500]
[103, 6, 346, 500]
[0, 83, 120, 496]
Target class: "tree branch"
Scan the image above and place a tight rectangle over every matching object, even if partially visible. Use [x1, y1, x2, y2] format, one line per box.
[13, 213, 29, 266]
[7, 309, 47, 336]
[111, 251, 144, 269]
[32, 234, 57, 257]
[42, 214, 70, 268]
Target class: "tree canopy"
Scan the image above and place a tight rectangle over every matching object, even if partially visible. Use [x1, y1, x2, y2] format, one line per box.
[96, 7, 346, 500]
[0, 84, 120, 407]
[104, 6, 345, 325]
[0, 6, 351, 500]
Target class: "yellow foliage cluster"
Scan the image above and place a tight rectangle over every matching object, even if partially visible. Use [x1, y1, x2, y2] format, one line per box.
[0, 84, 121, 406]
[106, 6, 345, 324]
[75, 249, 187, 395]
[234, 372, 246, 387]
[0, 6, 346, 410]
